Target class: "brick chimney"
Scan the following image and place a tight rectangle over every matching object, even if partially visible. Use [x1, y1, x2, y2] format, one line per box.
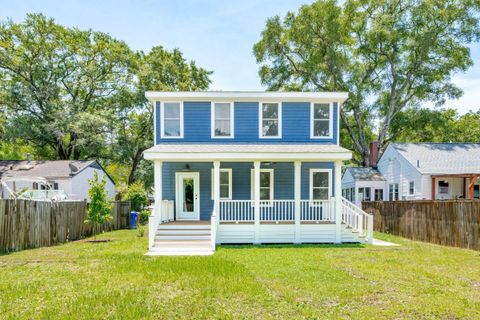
[369, 141, 379, 168]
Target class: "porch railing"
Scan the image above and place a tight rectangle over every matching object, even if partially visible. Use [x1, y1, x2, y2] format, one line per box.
[218, 199, 335, 223]
[148, 200, 174, 249]
[260, 200, 295, 221]
[341, 197, 373, 243]
[219, 200, 254, 222]
[300, 199, 334, 221]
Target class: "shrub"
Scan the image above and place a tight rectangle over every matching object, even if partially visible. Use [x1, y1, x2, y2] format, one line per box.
[85, 172, 113, 240]
[138, 209, 151, 225]
[136, 225, 146, 238]
[123, 181, 148, 212]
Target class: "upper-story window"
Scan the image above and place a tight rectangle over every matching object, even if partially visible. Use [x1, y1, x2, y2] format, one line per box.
[212, 102, 234, 138]
[311, 103, 332, 138]
[259, 102, 282, 138]
[161, 102, 183, 138]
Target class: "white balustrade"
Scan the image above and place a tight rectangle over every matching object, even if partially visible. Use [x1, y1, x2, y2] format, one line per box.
[260, 200, 295, 221]
[341, 197, 373, 243]
[219, 200, 255, 222]
[148, 200, 174, 249]
[300, 199, 334, 221]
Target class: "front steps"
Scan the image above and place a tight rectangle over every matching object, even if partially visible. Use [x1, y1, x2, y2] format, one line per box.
[147, 222, 214, 256]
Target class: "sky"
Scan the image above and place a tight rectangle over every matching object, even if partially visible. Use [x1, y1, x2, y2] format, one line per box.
[0, 0, 479, 114]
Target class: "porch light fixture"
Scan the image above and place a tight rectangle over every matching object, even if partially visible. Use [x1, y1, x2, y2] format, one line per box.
[182, 164, 190, 171]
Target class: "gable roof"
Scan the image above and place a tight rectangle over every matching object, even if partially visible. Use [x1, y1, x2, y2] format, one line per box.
[345, 167, 385, 181]
[390, 143, 480, 175]
[0, 160, 104, 180]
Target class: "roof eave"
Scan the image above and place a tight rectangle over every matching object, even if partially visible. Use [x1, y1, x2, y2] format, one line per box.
[145, 91, 349, 103]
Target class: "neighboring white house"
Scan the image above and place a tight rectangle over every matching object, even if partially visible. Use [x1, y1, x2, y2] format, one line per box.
[342, 143, 480, 203]
[342, 167, 387, 207]
[0, 160, 115, 201]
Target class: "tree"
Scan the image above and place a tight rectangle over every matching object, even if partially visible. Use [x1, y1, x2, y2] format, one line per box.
[0, 14, 133, 160]
[123, 181, 148, 212]
[254, 0, 480, 165]
[111, 46, 211, 185]
[390, 108, 480, 142]
[85, 171, 113, 240]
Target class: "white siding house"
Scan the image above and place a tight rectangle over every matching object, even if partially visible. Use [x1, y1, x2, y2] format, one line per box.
[343, 143, 480, 203]
[342, 167, 387, 207]
[0, 160, 115, 201]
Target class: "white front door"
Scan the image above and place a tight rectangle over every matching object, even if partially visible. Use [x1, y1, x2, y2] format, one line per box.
[175, 172, 200, 220]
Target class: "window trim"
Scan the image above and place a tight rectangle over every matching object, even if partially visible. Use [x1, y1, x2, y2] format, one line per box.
[309, 168, 332, 201]
[250, 168, 274, 201]
[374, 188, 384, 201]
[258, 102, 282, 139]
[310, 102, 333, 139]
[211, 168, 232, 200]
[160, 101, 184, 139]
[211, 101, 234, 139]
[358, 187, 371, 201]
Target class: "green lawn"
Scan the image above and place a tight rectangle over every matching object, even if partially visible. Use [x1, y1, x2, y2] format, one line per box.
[1, 231, 479, 319]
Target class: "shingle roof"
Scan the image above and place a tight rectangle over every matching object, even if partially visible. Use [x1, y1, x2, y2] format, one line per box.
[345, 167, 385, 181]
[145, 143, 351, 154]
[391, 143, 480, 175]
[0, 160, 96, 179]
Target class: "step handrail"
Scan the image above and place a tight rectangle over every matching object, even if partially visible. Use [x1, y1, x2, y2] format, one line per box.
[341, 197, 373, 244]
[148, 200, 174, 250]
[211, 210, 217, 251]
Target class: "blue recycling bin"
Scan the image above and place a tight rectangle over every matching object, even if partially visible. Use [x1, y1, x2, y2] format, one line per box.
[130, 211, 138, 229]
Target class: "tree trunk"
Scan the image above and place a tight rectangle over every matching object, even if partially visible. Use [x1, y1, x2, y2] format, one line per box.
[127, 149, 144, 185]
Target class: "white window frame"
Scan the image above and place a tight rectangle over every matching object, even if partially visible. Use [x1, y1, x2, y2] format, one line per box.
[211, 168, 232, 200]
[409, 181, 415, 195]
[309, 168, 332, 201]
[211, 101, 234, 138]
[160, 101, 184, 138]
[310, 102, 333, 139]
[259, 102, 282, 138]
[250, 168, 274, 201]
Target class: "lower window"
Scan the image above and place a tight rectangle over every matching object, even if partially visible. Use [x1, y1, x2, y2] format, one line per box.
[211, 168, 232, 200]
[250, 169, 274, 200]
[374, 189, 383, 201]
[310, 169, 331, 200]
[358, 187, 371, 201]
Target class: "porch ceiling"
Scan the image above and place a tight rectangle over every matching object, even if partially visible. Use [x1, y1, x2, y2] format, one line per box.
[143, 144, 352, 161]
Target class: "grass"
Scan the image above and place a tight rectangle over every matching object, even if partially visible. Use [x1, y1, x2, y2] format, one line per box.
[1, 231, 479, 319]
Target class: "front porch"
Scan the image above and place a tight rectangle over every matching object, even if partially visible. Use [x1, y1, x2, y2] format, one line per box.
[144, 144, 373, 254]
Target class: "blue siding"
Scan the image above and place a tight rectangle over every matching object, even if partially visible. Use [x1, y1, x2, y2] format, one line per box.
[162, 161, 335, 220]
[155, 101, 338, 144]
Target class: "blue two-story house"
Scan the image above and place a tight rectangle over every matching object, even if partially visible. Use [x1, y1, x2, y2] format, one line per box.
[144, 91, 373, 255]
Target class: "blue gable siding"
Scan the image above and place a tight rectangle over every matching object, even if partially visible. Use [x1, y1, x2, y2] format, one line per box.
[155, 101, 338, 144]
[162, 161, 335, 220]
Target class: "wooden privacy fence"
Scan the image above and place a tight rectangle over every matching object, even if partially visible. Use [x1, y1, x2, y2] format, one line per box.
[0, 199, 131, 253]
[362, 200, 480, 250]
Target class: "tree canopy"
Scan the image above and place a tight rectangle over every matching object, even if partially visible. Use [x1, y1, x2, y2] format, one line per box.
[0, 14, 211, 190]
[254, 0, 480, 165]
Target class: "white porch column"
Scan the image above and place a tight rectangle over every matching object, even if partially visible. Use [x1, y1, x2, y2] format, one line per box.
[154, 160, 163, 215]
[213, 161, 221, 217]
[334, 160, 343, 243]
[294, 161, 301, 243]
[253, 160, 261, 244]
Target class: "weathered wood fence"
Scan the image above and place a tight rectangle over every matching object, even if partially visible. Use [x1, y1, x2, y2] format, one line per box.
[362, 200, 480, 250]
[0, 199, 131, 253]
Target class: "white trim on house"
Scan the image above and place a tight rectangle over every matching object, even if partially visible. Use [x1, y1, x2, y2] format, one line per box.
[309, 168, 332, 200]
[250, 168, 274, 201]
[211, 101, 234, 139]
[160, 101, 184, 139]
[210, 168, 232, 200]
[146, 91, 349, 103]
[310, 102, 334, 139]
[153, 101, 157, 145]
[145, 152, 352, 161]
[258, 102, 282, 139]
[336, 102, 340, 145]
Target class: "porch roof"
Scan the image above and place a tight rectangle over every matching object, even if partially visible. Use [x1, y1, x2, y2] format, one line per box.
[144, 144, 352, 161]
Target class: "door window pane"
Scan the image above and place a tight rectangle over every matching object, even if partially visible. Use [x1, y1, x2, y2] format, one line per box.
[183, 178, 194, 212]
